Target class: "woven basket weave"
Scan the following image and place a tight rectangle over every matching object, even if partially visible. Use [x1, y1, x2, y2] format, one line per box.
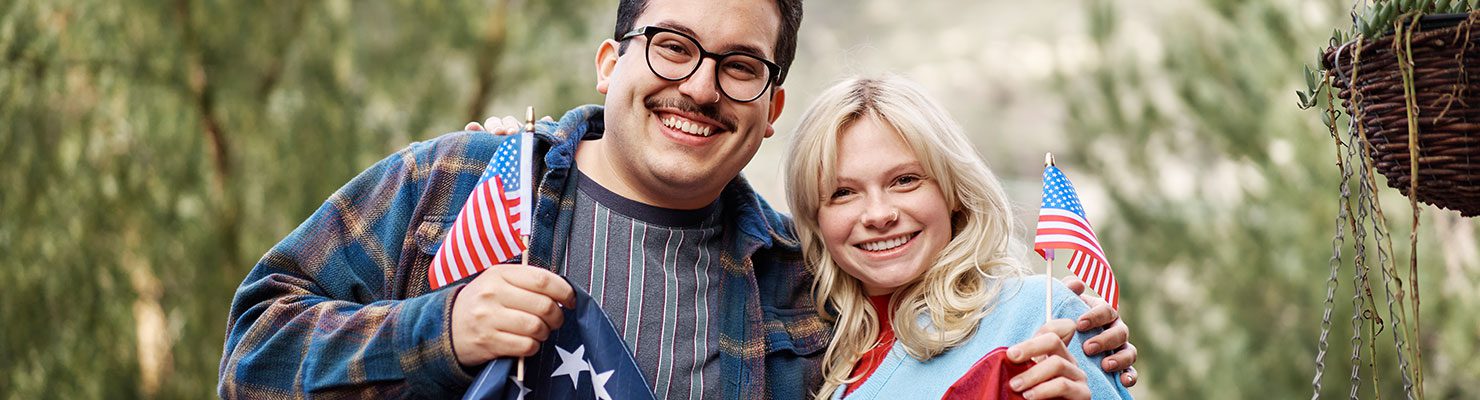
[1323, 12, 1480, 217]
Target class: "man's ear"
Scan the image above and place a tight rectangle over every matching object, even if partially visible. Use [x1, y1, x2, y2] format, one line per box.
[595, 39, 620, 94]
[765, 86, 786, 138]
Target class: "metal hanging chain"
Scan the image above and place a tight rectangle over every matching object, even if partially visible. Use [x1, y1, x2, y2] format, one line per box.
[1337, 47, 1382, 400]
[1359, 144, 1417, 400]
[1349, 111, 1367, 400]
[1313, 71, 1356, 400]
[1357, 132, 1417, 400]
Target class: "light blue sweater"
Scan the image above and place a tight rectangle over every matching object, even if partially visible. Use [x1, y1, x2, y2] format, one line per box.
[833, 276, 1134, 399]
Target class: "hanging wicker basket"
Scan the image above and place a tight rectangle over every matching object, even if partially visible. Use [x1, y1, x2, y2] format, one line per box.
[1323, 12, 1480, 217]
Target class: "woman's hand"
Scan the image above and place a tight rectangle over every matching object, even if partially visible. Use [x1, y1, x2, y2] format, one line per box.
[465, 115, 553, 135]
[1006, 319, 1091, 400]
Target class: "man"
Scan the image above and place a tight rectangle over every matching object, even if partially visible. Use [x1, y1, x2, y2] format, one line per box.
[219, 0, 1138, 398]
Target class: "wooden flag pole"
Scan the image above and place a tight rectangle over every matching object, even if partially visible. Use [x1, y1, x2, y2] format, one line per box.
[517, 234, 529, 382]
[1044, 153, 1055, 323]
[517, 238, 529, 382]
[1045, 251, 1053, 323]
[516, 107, 535, 383]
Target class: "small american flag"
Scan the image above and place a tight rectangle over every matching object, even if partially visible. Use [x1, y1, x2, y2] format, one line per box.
[429, 130, 533, 290]
[1033, 165, 1119, 309]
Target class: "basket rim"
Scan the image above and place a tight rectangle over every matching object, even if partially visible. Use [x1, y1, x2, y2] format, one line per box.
[1322, 12, 1479, 71]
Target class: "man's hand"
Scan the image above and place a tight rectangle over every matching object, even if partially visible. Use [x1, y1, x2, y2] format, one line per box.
[1062, 274, 1139, 387]
[450, 264, 576, 367]
[465, 115, 554, 135]
[1006, 319, 1091, 400]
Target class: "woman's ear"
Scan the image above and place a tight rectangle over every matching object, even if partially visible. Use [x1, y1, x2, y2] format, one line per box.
[951, 209, 968, 237]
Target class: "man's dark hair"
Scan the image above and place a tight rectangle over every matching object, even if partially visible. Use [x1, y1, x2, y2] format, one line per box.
[613, 0, 803, 85]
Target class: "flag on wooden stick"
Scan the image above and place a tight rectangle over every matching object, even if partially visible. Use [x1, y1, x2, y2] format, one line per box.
[1033, 163, 1119, 309]
[429, 129, 533, 290]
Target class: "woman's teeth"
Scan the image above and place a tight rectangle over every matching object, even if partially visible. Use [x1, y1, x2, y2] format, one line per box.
[663, 116, 714, 137]
[860, 235, 910, 252]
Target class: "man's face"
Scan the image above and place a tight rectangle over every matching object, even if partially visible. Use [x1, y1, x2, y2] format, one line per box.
[593, 0, 785, 209]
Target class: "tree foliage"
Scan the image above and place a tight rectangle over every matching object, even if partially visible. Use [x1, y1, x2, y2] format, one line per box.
[1055, 0, 1480, 398]
[1, 1, 603, 397]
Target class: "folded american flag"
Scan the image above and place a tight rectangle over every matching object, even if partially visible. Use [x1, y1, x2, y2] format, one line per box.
[464, 281, 656, 400]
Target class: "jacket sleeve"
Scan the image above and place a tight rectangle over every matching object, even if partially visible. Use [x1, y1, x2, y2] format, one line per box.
[218, 140, 475, 399]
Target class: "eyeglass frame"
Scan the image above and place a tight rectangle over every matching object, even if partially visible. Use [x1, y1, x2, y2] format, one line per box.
[617, 25, 782, 103]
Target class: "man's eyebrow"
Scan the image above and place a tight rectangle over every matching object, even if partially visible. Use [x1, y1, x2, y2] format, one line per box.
[652, 20, 772, 59]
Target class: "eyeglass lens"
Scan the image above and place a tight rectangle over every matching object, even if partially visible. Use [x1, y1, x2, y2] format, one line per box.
[644, 30, 772, 101]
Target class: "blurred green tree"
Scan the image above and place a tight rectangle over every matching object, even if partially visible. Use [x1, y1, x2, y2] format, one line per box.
[1, 0, 604, 397]
[1054, 0, 1480, 398]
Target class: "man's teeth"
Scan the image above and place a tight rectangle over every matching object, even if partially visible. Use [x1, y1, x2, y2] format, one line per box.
[663, 116, 714, 137]
[860, 236, 909, 252]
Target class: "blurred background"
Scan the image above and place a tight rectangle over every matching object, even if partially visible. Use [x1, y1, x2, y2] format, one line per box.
[3, 0, 1478, 398]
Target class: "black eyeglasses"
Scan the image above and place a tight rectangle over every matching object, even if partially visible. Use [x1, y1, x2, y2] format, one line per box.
[618, 25, 781, 103]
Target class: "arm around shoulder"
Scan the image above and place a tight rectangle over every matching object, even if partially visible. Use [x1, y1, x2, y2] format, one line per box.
[220, 139, 482, 398]
[1047, 280, 1133, 399]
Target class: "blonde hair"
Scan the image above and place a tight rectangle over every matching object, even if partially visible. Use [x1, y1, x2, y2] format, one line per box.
[783, 75, 1030, 399]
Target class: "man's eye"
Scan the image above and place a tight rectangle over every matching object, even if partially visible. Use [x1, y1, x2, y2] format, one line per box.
[724, 61, 759, 78]
[657, 42, 692, 57]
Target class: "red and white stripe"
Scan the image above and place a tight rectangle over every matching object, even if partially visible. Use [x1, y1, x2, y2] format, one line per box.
[1034, 208, 1119, 309]
[429, 176, 526, 289]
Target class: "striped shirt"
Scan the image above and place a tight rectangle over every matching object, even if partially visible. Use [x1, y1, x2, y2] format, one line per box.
[557, 170, 725, 400]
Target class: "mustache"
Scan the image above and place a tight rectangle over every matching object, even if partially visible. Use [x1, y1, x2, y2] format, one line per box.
[644, 96, 737, 132]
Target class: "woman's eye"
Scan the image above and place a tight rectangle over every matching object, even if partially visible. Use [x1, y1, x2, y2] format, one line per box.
[829, 188, 854, 200]
[895, 175, 923, 187]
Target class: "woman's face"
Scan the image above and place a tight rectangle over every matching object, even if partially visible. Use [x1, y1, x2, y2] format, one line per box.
[817, 115, 954, 296]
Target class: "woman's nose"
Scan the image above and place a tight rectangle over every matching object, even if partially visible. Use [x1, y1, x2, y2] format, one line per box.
[859, 201, 899, 228]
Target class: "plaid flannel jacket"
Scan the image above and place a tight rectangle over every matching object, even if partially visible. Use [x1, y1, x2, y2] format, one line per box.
[220, 105, 829, 399]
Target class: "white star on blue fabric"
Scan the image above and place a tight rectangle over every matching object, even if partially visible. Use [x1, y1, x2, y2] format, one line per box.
[482, 134, 524, 190]
[1040, 166, 1089, 218]
[589, 359, 616, 400]
[508, 376, 532, 400]
[550, 345, 591, 388]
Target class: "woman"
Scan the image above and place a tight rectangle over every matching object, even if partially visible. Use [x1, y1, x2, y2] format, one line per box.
[783, 75, 1132, 399]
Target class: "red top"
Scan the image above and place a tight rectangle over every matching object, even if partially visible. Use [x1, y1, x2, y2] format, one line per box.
[941, 347, 1032, 400]
[844, 294, 896, 397]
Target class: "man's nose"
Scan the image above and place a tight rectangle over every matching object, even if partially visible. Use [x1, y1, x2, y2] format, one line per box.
[678, 58, 722, 104]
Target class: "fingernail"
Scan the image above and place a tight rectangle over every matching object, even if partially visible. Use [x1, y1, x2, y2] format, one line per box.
[1009, 377, 1023, 391]
[1078, 320, 1091, 330]
[1107, 359, 1119, 370]
[1007, 347, 1021, 360]
[1085, 343, 1100, 354]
